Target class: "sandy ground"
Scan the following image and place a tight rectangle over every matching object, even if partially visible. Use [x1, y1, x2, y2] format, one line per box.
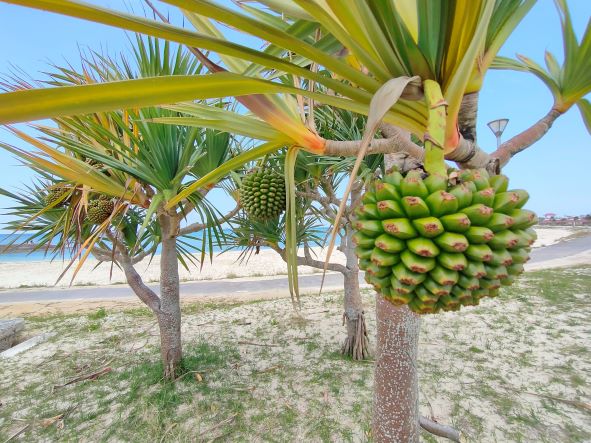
[0, 227, 581, 290]
[0, 267, 589, 442]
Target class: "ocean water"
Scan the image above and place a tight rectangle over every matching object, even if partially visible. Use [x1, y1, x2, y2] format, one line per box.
[0, 229, 333, 263]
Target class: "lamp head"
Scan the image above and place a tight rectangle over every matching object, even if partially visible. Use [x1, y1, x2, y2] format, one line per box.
[487, 118, 509, 137]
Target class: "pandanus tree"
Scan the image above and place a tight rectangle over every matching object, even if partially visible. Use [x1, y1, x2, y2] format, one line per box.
[229, 112, 383, 359]
[0, 38, 239, 379]
[1, 0, 590, 440]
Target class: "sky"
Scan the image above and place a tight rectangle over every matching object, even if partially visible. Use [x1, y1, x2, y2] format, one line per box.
[0, 0, 589, 231]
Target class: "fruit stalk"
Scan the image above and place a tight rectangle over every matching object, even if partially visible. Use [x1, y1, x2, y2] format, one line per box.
[423, 80, 447, 178]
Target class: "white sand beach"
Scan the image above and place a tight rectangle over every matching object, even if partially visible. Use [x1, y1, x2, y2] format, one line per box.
[0, 227, 586, 289]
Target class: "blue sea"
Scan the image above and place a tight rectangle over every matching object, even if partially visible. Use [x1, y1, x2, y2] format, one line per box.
[0, 229, 333, 263]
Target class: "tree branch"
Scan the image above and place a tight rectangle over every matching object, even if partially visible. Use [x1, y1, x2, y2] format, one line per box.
[448, 106, 563, 172]
[324, 129, 424, 159]
[269, 242, 348, 274]
[491, 107, 562, 167]
[119, 255, 162, 313]
[457, 92, 479, 143]
[419, 416, 464, 442]
[178, 204, 240, 236]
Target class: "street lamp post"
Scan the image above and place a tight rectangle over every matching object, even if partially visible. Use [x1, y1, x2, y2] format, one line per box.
[487, 118, 509, 148]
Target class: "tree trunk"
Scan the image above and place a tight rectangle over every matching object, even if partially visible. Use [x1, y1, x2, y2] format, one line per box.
[341, 270, 369, 360]
[371, 152, 422, 442]
[158, 214, 182, 379]
[341, 224, 370, 360]
[373, 296, 421, 442]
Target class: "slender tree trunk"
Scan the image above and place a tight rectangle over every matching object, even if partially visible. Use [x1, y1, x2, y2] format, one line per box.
[371, 153, 422, 441]
[158, 214, 182, 379]
[341, 224, 370, 360]
[373, 297, 421, 442]
[341, 269, 369, 360]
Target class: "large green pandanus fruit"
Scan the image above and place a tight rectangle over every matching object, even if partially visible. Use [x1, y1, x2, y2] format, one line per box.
[354, 168, 537, 314]
[240, 170, 286, 220]
[44, 185, 70, 207]
[353, 80, 537, 314]
[86, 195, 115, 225]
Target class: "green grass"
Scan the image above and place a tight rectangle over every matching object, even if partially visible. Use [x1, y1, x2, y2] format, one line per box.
[0, 267, 590, 442]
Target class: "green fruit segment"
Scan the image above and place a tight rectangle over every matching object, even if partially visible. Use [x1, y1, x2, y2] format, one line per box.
[440, 213, 471, 232]
[489, 175, 509, 193]
[471, 169, 490, 190]
[448, 184, 473, 208]
[507, 263, 525, 276]
[472, 188, 495, 207]
[407, 238, 440, 257]
[366, 263, 392, 278]
[434, 232, 469, 252]
[355, 203, 379, 219]
[438, 252, 468, 271]
[493, 191, 524, 213]
[465, 244, 494, 262]
[362, 190, 377, 204]
[371, 247, 400, 267]
[461, 204, 494, 226]
[423, 174, 448, 194]
[489, 249, 514, 267]
[488, 230, 520, 250]
[458, 274, 481, 290]
[355, 246, 373, 260]
[465, 226, 495, 244]
[389, 291, 414, 305]
[354, 220, 383, 237]
[376, 200, 405, 218]
[426, 191, 458, 217]
[480, 278, 501, 290]
[413, 217, 444, 238]
[383, 170, 403, 187]
[510, 248, 530, 264]
[382, 218, 417, 239]
[487, 213, 515, 232]
[392, 280, 416, 295]
[415, 285, 439, 303]
[509, 209, 538, 229]
[352, 232, 376, 249]
[451, 285, 473, 300]
[401, 250, 436, 273]
[401, 196, 431, 219]
[430, 266, 459, 286]
[392, 263, 427, 286]
[485, 265, 509, 280]
[423, 278, 452, 296]
[400, 170, 429, 199]
[374, 234, 406, 253]
[375, 181, 401, 201]
[463, 261, 487, 278]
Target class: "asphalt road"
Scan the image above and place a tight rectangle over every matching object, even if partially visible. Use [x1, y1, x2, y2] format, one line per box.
[1, 233, 589, 304]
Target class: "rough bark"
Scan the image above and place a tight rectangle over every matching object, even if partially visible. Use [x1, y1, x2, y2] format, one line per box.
[341, 269, 369, 360]
[448, 107, 562, 172]
[341, 225, 369, 360]
[373, 297, 421, 442]
[158, 213, 182, 379]
[370, 153, 422, 442]
[457, 92, 479, 142]
[491, 108, 562, 166]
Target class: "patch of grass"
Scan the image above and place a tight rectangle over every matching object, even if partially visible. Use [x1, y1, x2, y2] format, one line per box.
[87, 307, 107, 320]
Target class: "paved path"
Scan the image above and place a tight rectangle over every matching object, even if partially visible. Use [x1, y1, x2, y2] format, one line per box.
[529, 234, 591, 263]
[1, 233, 589, 304]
